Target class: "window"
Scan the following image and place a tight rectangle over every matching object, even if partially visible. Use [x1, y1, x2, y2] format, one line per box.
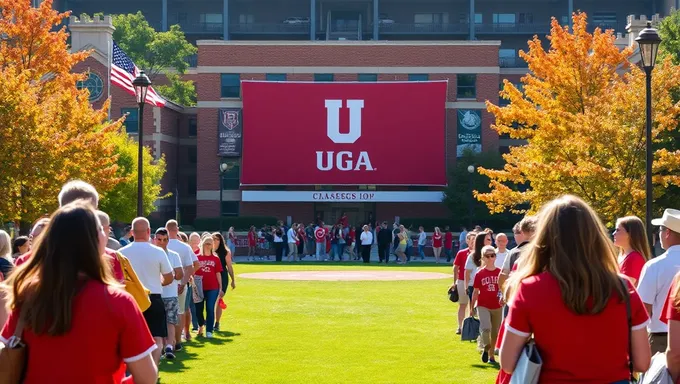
[475, 13, 482, 24]
[408, 74, 429, 81]
[518, 13, 533, 24]
[493, 13, 516, 24]
[187, 177, 197, 196]
[188, 147, 197, 164]
[499, 48, 516, 67]
[358, 74, 377, 82]
[174, 13, 188, 24]
[220, 202, 240, 217]
[239, 14, 255, 24]
[457, 74, 476, 99]
[561, 16, 569, 25]
[266, 73, 287, 81]
[592, 12, 617, 29]
[358, 185, 377, 190]
[314, 74, 334, 82]
[188, 116, 197, 137]
[414, 13, 449, 24]
[220, 160, 240, 190]
[121, 108, 138, 133]
[220, 74, 240, 98]
[200, 13, 222, 23]
[459, 13, 482, 24]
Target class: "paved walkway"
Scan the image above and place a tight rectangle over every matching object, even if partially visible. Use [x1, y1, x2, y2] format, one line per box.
[240, 270, 452, 281]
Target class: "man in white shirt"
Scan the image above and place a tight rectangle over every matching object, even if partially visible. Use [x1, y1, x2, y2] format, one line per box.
[360, 225, 374, 263]
[154, 228, 183, 360]
[638, 208, 680, 354]
[165, 220, 199, 350]
[287, 223, 299, 262]
[494, 233, 509, 269]
[119, 217, 174, 365]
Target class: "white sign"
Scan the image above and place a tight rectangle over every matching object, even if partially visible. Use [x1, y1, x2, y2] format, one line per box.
[241, 191, 444, 203]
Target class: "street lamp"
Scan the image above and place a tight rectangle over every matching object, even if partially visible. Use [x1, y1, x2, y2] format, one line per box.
[132, 71, 152, 217]
[467, 165, 475, 227]
[219, 162, 230, 233]
[636, 21, 661, 250]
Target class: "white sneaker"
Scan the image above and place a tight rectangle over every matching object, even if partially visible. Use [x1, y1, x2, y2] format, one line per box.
[206, 332, 213, 339]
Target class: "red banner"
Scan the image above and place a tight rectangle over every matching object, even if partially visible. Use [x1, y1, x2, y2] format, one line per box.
[241, 81, 447, 186]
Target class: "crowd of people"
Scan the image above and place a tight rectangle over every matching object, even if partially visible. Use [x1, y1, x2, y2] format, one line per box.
[450, 195, 680, 384]
[0, 180, 236, 383]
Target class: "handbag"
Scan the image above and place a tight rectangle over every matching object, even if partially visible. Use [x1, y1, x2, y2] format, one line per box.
[116, 253, 151, 312]
[510, 339, 542, 384]
[620, 277, 637, 384]
[461, 316, 480, 342]
[192, 275, 204, 304]
[448, 285, 459, 303]
[640, 353, 674, 384]
[0, 316, 27, 384]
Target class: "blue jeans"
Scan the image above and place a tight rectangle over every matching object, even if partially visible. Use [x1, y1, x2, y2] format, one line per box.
[227, 239, 236, 257]
[187, 290, 198, 329]
[196, 289, 219, 333]
[334, 243, 345, 260]
[316, 242, 326, 259]
[418, 244, 425, 259]
[405, 245, 412, 261]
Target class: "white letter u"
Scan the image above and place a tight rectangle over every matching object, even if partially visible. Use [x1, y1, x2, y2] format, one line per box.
[325, 100, 364, 144]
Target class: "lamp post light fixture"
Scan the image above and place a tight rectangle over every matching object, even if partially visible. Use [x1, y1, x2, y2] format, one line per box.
[219, 162, 230, 233]
[132, 71, 152, 217]
[467, 165, 475, 227]
[635, 21, 662, 250]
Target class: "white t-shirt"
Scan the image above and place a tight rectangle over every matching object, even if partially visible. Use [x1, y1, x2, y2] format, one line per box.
[161, 249, 182, 299]
[465, 254, 480, 287]
[287, 228, 297, 244]
[119, 241, 173, 295]
[168, 238, 197, 268]
[418, 231, 427, 245]
[495, 250, 508, 269]
[360, 231, 373, 245]
[637, 245, 680, 333]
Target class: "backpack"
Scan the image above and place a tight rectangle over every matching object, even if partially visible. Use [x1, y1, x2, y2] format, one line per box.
[461, 316, 480, 342]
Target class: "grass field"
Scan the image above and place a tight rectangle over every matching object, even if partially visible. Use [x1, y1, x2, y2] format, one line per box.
[159, 263, 499, 384]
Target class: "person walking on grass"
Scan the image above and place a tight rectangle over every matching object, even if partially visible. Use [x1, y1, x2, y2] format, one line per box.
[444, 226, 454, 263]
[432, 227, 443, 264]
[212, 232, 236, 332]
[248, 226, 258, 258]
[494, 233, 509, 269]
[166, 220, 198, 349]
[287, 223, 299, 262]
[195, 237, 223, 339]
[153, 228, 183, 360]
[377, 222, 392, 264]
[472, 245, 502, 364]
[452, 231, 476, 334]
[315, 222, 327, 261]
[360, 225, 373, 264]
[418, 226, 427, 261]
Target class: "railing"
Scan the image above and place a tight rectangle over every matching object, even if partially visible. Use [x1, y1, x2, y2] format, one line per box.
[230, 23, 309, 34]
[375, 23, 469, 34]
[475, 23, 551, 34]
[175, 22, 223, 34]
[499, 57, 528, 68]
[185, 54, 198, 68]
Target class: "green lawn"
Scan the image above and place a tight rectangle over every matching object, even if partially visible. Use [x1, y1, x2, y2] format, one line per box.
[159, 263, 499, 384]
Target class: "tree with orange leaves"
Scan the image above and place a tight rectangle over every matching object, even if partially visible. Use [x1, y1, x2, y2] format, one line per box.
[478, 13, 680, 225]
[0, 0, 122, 224]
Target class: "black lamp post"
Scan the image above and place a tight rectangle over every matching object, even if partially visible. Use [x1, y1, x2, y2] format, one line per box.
[132, 71, 151, 217]
[635, 21, 661, 250]
[219, 162, 229, 233]
[467, 165, 475, 227]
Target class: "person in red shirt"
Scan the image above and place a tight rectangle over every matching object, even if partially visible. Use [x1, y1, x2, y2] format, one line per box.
[452, 231, 476, 334]
[337, 212, 349, 228]
[1, 202, 158, 384]
[499, 196, 651, 383]
[444, 226, 454, 262]
[195, 237, 223, 338]
[661, 270, 680, 382]
[472, 245, 502, 364]
[432, 227, 443, 264]
[247, 226, 257, 257]
[348, 226, 356, 260]
[297, 225, 307, 259]
[613, 216, 651, 286]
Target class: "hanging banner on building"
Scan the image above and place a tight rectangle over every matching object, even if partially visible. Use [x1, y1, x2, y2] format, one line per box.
[217, 108, 242, 157]
[456, 110, 482, 157]
[241, 81, 447, 185]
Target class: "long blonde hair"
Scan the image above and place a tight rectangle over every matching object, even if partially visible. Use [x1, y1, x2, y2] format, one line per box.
[506, 195, 625, 315]
[616, 216, 652, 261]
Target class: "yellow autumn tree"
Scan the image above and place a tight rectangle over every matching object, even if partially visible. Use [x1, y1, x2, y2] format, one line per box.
[0, 0, 123, 224]
[478, 13, 680, 225]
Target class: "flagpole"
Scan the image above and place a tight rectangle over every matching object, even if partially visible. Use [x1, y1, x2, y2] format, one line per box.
[107, 37, 112, 120]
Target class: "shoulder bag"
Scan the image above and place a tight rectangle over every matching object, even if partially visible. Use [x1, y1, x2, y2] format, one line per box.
[510, 339, 542, 384]
[116, 253, 151, 312]
[448, 285, 459, 303]
[461, 316, 480, 342]
[192, 275, 205, 304]
[0, 315, 27, 384]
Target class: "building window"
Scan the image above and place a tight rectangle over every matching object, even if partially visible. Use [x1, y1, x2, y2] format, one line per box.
[266, 73, 287, 81]
[314, 74, 334, 82]
[187, 177, 197, 196]
[220, 160, 240, 190]
[174, 13, 188, 25]
[239, 14, 255, 24]
[358, 185, 377, 190]
[408, 74, 429, 81]
[492, 13, 516, 24]
[220, 202, 240, 217]
[188, 116, 197, 137]
[459, 13, 482, 24]
[592, 12, 617, 30]
[188, 147, 197, 164]
[518, 13, 533, 24]
[499, 49, 517, 67]
[220, 74, 240, 98]
[358, 74, 377, 82]
[457, 74, 476, 99]
[121, 108, 138, 134]
[414, 13, 449, 24]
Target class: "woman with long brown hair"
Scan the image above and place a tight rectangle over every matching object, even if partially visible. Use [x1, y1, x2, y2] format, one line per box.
[498, 196, 651, 383]
[0, 202, 158, 384]
[613, 216, 651, 286]
[212, 232, 235, 332]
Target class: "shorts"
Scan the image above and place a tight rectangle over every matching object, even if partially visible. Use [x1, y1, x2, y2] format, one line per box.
[397, 244, 407, 252]
[178, 285, 187, 315]
[456, 280, 470, 305]
[163, 297, 180, 325]
[144, 294, 168, 338]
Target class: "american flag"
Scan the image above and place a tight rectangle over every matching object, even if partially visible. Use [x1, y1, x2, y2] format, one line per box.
[111, 41, 166, 107]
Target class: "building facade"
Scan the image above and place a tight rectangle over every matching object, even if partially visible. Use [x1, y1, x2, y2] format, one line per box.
[63, 0, 666, 226]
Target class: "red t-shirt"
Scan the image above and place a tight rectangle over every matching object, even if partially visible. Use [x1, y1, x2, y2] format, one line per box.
[196, 254, 223, 291]
[453, 249, 470, 280]
[348, 229, 355, 243]
[506, 271, 649, 383]
[0, 281, 155, 384]
[660, 279, 680, 324]
[619, 251, 646, 283]
[193, 248, 200, 255]
[444, 232, 453, 249]
[248, 232, 257, 247]
[315, 227, 326, 243]
[338, 216, 349, 228]
[432, 233, 443, 248]
[16, 250, 124, 283]
[473, 267, 501, 309]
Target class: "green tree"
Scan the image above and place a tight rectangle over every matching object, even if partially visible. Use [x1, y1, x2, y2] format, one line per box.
[99, 133, 169, 223]
[443, 149, 521, 230]
[111, 12, 197, 106]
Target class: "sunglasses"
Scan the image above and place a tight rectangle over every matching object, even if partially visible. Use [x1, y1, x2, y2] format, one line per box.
[484, 253, 496, 258]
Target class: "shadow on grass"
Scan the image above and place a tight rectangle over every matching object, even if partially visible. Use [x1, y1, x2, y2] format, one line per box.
[236, 261, 450, 268]
[159, 330, 241, 377]
[470, 363, 500, 370]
